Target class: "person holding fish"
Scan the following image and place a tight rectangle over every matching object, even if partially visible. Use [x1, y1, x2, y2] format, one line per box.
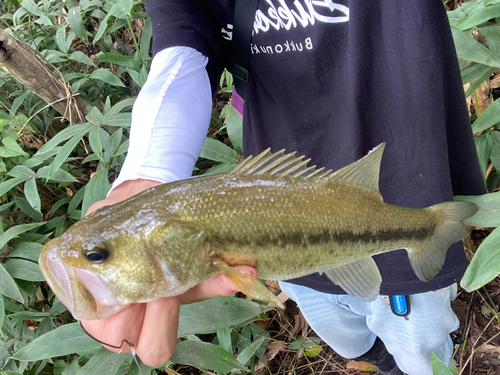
[39, 1, 486, 374]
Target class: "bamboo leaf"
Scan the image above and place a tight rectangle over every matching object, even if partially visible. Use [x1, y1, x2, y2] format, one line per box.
[474, 133, 493, 180]
[0, 138, 28, 158]
[81, 167, 110, 217]
[10, 323, 101, 361]
[453, 4, 500, 30]
[0, 264, 23, 303]
[451, 28, 500, 68]
[35, 123, 93, 159]
[69, 51, 96, 67]
[4, 259, 44, 282]
[224, 105, 243, 154]
[74, 348, 128, 375]
[170, 341, 248, 373]
[96, 52, 135, 67]
[67, 6, 88, 44]
[200, 138, 238, 164]
[472, 98, 500, 133]
[45, 132, 86, 181]
[462, 225, 500, 292]
[21, 0, 53, 26]
[178, 296, 270, 337]
[89, 126, 103, 160]
[0, 177, 27, 196]
[479, 23, 500, 61]
[7, 243, 43, 262]
[0, 223, 44, 250]
[24, 177, 40, 212]
[89, 69, 125, 87]
[36, 167, 78, 183]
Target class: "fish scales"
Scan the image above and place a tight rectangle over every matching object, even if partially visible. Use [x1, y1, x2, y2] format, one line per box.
[39, 144, 478, 319]
[148, 174, 435, 280]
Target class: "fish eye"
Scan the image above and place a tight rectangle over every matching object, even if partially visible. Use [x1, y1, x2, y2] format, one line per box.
[82, 247, 110, 263]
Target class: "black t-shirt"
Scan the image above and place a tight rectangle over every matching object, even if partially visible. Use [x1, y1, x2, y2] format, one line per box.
[145, 0, 485, 295]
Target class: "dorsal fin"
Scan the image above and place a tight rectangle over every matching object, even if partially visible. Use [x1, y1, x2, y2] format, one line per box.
[329, 143, 386, 194]
[231, 148, 333, 179]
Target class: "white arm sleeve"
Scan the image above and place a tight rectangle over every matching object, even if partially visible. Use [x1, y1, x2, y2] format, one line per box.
[110, 46, 212, 192]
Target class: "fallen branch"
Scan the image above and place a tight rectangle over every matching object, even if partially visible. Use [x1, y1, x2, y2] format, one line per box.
[0, 26, 91, 123]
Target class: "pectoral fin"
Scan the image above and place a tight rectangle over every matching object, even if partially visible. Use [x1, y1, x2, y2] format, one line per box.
[323, 257, 382, 301]
[213, 260, 285, 309]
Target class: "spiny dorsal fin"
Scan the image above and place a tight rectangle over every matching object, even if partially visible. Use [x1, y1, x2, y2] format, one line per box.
[329, 143, 386, 194]
[231, 148, 333, 179]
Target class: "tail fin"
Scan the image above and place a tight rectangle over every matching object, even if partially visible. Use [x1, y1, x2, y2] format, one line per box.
[408, 201, 478, 282]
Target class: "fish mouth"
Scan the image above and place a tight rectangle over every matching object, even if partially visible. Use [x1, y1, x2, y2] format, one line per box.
[40, 247, 123, 320]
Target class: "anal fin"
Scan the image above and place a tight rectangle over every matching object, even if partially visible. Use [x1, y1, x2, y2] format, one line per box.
[323, 257, 382, 301]
[213, 260, 285, 309]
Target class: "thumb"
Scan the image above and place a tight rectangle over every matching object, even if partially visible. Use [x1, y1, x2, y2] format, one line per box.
[180, 266, 257, 304]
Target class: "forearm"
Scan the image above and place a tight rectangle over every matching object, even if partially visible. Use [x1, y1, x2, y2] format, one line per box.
[110, 46, 213, 193]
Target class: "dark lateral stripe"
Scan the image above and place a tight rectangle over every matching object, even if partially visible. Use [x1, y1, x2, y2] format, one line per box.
[213, 226, 434, 248]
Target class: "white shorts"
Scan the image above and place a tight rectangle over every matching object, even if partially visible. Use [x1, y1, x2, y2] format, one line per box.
[279, 281, 459, 375]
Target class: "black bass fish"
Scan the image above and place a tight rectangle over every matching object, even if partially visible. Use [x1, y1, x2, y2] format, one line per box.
[39, 144, 478, 320]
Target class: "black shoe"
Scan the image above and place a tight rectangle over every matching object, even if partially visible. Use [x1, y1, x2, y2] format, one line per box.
[352, 337, 403, 375]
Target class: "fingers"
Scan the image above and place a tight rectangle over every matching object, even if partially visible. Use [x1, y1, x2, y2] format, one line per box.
[181, 266, 257, 304]
[135, 296, 181, 367]
[80, 303, 146, 353]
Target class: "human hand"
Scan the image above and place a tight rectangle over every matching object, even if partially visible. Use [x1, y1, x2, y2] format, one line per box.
[80, 179, 258, 366]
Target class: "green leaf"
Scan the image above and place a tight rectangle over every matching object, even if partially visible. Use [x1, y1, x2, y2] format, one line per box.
[472, 98, 500, 132]
[178, 296, 270, 337]
[72, 348, 128, 375]
[216, 326, 232, 354]
[453, 4, 500, 30]
[4, 259, 44, 282]
[451, 28, 500, 68]
[8, 310, 50, 321]
[431, 353, 454, 375]
[462, 225, 500, 291]
[0, 223, 44, 250]
[67, 6, 89, 44]
[45, 133, 84, 181]
[89, 126, 103, 160]
[202, 162, 236, 175]
[200, 138, 238, 164]
[479, 23, 500, 61]
[96, 52, 135, 67]
[35, 123, 93, 159]
[69, 51, 96, 67]
[119, 0, 133, 15]
[81, 167, 110, 217]
[24, 177, 40, 212]
[0, 137, 28, 158]
[14, 197, 43, 222]
[103, 130, 122, 161]
[36, 166, 78, 183]
[236, 336, 266, 366]
[61, 357, 80, 375]
[464, 66, 497, 97]
[170, 341, 248, 373]
[93, 2, 122, 44]
[56, 24, 72, 54]
[7, 165, 34, 179]
[0, 263, 23, 303]
[0, 177, 27, 196]
[68, 187, 86, 213]
[21, 0, 53, 26]
[89, 69, 125, 87]
[224, 105, 243, 154]
[10, 323, 101, 361]
[7, 243, 43, 262]
[139, 17, 152, 60]
[474, 133, 492, 180]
